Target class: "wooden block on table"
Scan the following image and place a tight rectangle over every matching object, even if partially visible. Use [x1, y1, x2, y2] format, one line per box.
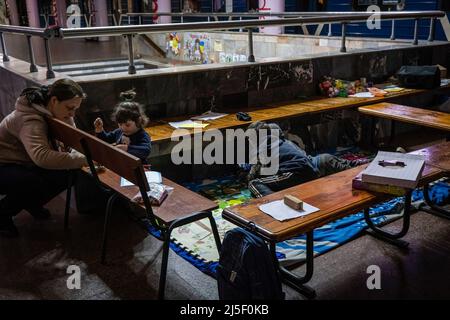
[284, 194, 303, 210]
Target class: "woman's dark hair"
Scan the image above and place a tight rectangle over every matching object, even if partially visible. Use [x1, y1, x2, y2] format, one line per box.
[20, 78, 86, 106]
[112, 89, 149, 128]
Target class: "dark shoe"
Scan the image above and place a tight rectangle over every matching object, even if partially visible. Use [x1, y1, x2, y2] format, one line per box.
[27, 207, 51, 220]
[0, 216, 19, 238]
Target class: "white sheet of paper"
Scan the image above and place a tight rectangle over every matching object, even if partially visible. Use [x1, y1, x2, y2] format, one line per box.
[190, 112, 227, 121]
[259, 200, 320, 221]
[349, 92, 374, 98]
[168, 120, 209, 129]
[120, 171, 162, 187]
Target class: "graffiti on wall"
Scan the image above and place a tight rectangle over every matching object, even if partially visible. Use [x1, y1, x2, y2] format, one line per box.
[247, 61, 314, 91]
[184, 33, 211, 64]
[219, 53, 247, 63]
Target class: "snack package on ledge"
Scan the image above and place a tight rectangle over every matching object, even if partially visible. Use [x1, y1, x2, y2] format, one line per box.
[132, 183, 170, 206]
[367, 87, 388, 97]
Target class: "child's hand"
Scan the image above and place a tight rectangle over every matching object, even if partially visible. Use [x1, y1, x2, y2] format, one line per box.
[115, 144, 128, 152]
[94, 118, 104, 133]
[121, 136, 130, 145]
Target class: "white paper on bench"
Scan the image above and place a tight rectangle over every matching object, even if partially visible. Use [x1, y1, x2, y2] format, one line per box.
[120, 171, 162, 187]
[259, 200, 320, 221]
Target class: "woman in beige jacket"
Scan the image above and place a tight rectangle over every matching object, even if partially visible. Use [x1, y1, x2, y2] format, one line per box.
[0, 79, 88, 237]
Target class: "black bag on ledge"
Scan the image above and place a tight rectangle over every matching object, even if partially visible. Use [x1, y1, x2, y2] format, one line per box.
[397, 65, 441, 89]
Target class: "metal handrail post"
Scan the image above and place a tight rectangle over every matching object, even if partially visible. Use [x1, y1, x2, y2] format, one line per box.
[428, 17, 435, 42]
[390, 19, 396, 40]
[127, 34, 136, 74]
[44, 38, 55, 79]
[0, 32, 9, 62]
[413, 18, 419, 45]
[247, 28, 255, 62]
[26, 35, 38, 72]
[328, 23, 332, 37]
[340, 22, 347, 53]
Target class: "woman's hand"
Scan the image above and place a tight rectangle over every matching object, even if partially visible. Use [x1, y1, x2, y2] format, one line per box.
[94, 118, 104, 133]
[115, 144, 128, 152]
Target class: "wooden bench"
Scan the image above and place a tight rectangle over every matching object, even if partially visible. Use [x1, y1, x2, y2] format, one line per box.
[146, 84, 450, 144]
[359, 102, 450, 132]
[46, 116, 221, 300]
[222, 141, 450, 299]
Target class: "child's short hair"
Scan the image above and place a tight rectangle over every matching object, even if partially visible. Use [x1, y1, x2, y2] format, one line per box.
[112, 90, 149, 128]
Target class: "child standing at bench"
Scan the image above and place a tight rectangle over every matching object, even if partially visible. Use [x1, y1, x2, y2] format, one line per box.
[75, 91, 152, 215]
[93, 90, 152, 163]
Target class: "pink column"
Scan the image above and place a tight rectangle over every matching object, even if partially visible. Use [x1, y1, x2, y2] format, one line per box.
[259, 0, 285, 35]
[213, 0, 222, 11]
[26, 0, 41, 28]
[94, 0, 109, 26]
[156, 0, 171, 24]
[56, 0, 66, 27]
[6, 0, 20, 25]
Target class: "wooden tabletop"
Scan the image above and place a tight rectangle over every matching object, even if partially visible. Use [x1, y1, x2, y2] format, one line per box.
[410, 141, 450, 172]
[222, 142, 450, 242]
[146, 84, 450, 144]
[358, 102, 450, 132]
[88, 168, 218, 224]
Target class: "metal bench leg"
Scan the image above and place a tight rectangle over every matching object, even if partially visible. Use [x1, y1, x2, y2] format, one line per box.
[207, 213, 222, 252]
[101, 193, 118, 264]
[270, 231, 316, 299]
[64, 172, 74, 230]
[157, 210, 217, 300]
[364, 191, 411, 248]
[421, 183, 450, 220]
[158, 229, 171, 300]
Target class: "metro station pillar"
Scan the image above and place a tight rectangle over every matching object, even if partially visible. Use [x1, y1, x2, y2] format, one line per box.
[25, 0, 41, 28]
[259, 0, 285, 35]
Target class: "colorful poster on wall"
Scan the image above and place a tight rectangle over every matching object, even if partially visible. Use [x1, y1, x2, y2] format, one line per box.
[184, 33, 211, 64]
[166, 32, 181, 56]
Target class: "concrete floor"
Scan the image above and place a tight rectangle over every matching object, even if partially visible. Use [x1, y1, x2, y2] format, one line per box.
[1, 189, 450, 300]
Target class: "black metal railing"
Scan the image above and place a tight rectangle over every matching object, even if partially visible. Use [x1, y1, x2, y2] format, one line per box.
[0, 11, 445, 79]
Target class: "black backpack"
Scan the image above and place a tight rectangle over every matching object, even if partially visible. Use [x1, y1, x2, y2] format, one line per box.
[397, 65, 441, 89]
[217, 227, 285, 300]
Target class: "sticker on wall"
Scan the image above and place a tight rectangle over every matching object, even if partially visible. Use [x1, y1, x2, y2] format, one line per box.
[214, 40, 224, 52]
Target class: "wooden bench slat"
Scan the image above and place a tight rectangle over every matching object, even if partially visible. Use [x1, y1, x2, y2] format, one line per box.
[358, 102, 450, 132]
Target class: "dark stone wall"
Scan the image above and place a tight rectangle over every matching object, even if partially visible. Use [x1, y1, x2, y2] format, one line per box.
[73, 43, 450, 131]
